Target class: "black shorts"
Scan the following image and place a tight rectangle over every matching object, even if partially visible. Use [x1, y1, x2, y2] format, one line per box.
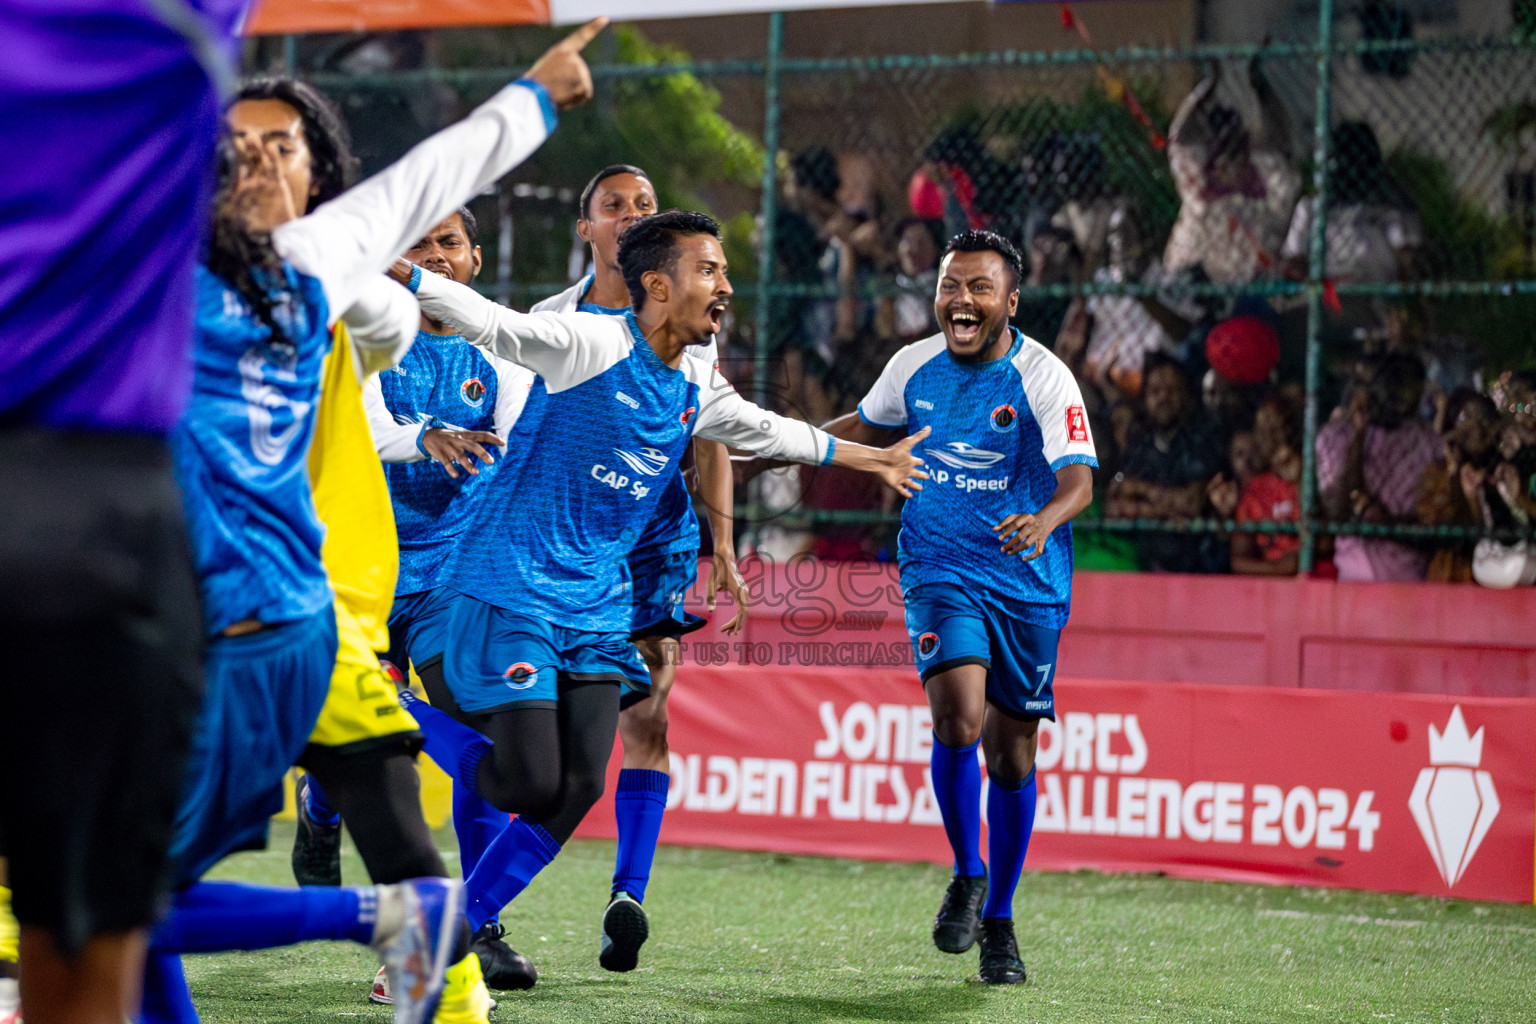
[0, 430, 203, 954]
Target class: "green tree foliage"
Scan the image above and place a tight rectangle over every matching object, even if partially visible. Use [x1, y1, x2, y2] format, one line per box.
[512, 26, 764, 286]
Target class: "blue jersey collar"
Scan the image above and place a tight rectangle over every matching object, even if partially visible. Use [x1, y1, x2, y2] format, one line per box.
[622, 309, 684, 376]
[948, 326, 1022, 371]
[415, 327, 466, 344]
[576, 274, 631, 316]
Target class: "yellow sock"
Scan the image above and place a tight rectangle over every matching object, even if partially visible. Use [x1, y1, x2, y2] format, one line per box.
[432, 953, 491, 1024]
[0, 886, 17, 964]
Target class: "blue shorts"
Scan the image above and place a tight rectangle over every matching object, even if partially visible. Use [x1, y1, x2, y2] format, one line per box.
[628, 546, 706, 640]
[443, 592, 649, 714]
[387, 587, 455, 673]
[169, 606, 338, 886]
[903, 583, 1060, 720]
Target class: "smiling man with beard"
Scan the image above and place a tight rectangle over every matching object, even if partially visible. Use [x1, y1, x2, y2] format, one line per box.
[820, 229, 1097, 985]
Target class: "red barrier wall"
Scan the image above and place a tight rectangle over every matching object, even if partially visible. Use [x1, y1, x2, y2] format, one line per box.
[684, 563, 1536, 696]
[575, 665, 1536, 904]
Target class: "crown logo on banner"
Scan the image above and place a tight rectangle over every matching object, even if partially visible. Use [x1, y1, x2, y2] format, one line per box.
[1408, 705, 1500, 889]
[1427, 706, 1484, 767]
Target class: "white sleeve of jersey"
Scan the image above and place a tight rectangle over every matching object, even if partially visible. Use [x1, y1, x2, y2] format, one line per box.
[1013, 338, 1099, 471]
[341, 276, 419, 378]
[857, 334, 943, 429]
[529, 277, 588, 314]
[272, 81, 554, 325]
[362, 373, 430, 464]
[414, 271, 631, 393]
[691, 361, 833, 464]
[492, 357, 534, 437]
[857, 357, 907, 429]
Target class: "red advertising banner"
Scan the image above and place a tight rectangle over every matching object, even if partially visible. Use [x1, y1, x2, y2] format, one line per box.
[575, 665, 1536, 904]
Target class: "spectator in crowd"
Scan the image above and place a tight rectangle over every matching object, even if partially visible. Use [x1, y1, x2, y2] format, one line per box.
[1417, 389, 1503, 581]
[1281, 120, 1422, 286]
[876, 217, 942, 346]
[1083, 206, 1176, 401]
[1207, 392, 1304, 575]
[1107, 354, 1228, 573]
[1467, 372, 1536, 588]
[1020, 224, 1088, 360]
[1495, 369, 1536, 488]
[775, 147, 848, 422]
[910, 126, 1022, 244]
[1316, 352, 1442, 581]
[1253, 386, 1305, 485]
[1164, 60, 1300, 287]
[1024, 132, 1112, 261]
[782, 146, 903, 422]
[1208, 422, 1301, 576]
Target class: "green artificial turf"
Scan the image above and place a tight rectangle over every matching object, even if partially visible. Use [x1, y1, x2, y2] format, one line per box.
[186, 820, 1536, 1023]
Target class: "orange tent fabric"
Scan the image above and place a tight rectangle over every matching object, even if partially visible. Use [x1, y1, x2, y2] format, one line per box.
[245, 0, 551, 35]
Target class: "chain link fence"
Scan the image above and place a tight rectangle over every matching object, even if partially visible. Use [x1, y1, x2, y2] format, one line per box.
[263, 2, 1536, 582]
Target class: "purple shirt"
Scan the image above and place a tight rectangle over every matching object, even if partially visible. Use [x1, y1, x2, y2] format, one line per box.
[1316, 414, 1442, 582]
[0, 0, 244, 434]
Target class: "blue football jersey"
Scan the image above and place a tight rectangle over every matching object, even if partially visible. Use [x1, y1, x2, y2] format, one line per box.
[171, 264, 334, 636]
[533, 279, 719, 559]
[858, 328, 1098, 628]
[378, 329, 504, 595]
[438, 310, 702, 630]
[416, 271, 831, 634]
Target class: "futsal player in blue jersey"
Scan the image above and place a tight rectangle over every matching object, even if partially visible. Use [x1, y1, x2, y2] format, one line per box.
[826, 230, 1096, 985]
[140, 21, 611, 1024]
[393, 211, 929, 966]
[356, 206, 540, 992]
[530, 166, 747, 974]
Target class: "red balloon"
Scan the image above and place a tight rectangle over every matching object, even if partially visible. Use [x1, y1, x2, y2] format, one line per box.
[908, 170, 945, 220]
[1206, 315, 1280, 385]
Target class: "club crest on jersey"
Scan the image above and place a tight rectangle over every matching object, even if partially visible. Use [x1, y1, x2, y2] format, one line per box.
[503, 662, 538, 690]
[990, 403, 1017, 432]
[460, 377, 486, 408]
[680, 405, 698, 425]
[917, 632, 941, 659]
[613, 447, 669, 477]
[926, 441, 1007, 470]
[1066, 404, 1089, 443]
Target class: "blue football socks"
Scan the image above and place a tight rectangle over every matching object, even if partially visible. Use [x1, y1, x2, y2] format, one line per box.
[140, 951, 197, 1024]
[152, 881, 377, 952]
[302, 773, 340, 827]
[611, 769, 669, 903]
[400, 690, 493, 796]
[453, 780, 510, 878]
[463, 817, 562, 932]
[930, 733, 986, 878]
[981, 768, 1037, 919]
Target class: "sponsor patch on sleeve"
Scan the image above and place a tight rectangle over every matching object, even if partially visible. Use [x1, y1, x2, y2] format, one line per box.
[1066, 404, 1089, 443]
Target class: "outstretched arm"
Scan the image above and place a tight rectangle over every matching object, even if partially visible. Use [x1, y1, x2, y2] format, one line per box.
[692, 373, 930, 497]
[340, 276, 420, 377]
[407, 266, 632, 388]
[1168, 70, 1218, 146]
[272, 19, 607, 323]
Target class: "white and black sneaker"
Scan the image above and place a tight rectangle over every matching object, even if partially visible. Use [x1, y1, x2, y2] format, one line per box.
[598, 892, 649, 973]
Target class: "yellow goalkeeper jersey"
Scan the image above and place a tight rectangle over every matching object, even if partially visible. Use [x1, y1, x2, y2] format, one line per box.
[308, 323, 397, 653]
